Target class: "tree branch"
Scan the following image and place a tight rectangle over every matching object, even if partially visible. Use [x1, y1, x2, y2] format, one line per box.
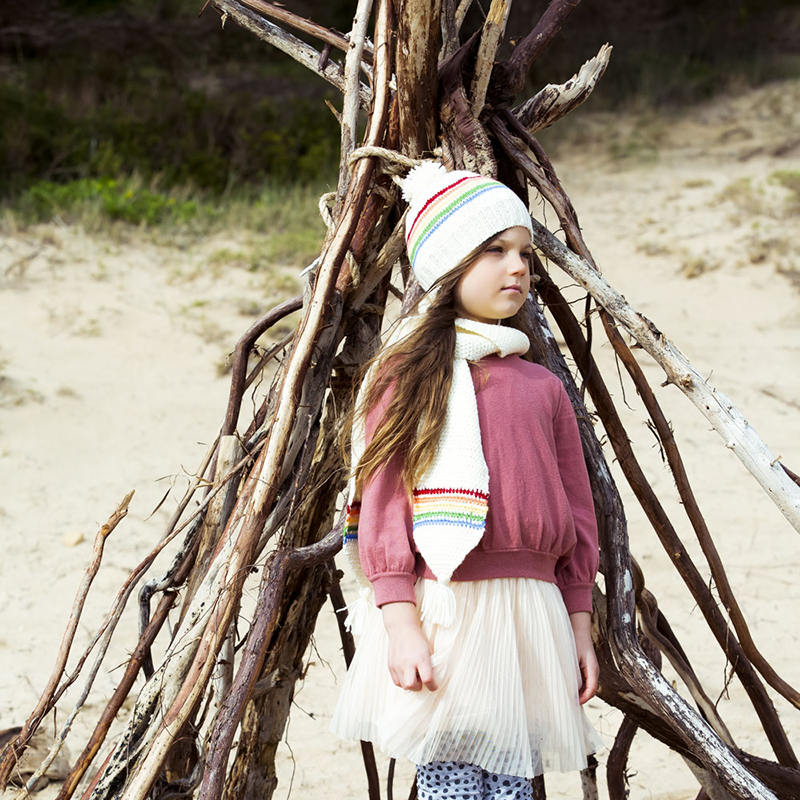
[233, 0, 374, 63]
[210, 0, 370, 108]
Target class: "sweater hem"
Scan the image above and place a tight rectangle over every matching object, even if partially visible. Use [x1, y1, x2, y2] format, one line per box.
[422, 548, 561, 584]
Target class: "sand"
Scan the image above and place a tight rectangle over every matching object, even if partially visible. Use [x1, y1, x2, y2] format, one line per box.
[1, 79, 799, 800]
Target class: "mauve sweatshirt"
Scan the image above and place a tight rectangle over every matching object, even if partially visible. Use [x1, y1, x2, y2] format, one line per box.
[357, 354, 599, 616]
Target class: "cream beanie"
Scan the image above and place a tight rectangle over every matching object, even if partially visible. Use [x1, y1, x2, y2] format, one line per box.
[402, 163, 534, 291]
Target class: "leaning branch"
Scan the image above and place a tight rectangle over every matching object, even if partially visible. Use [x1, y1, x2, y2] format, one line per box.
[210, 0, 371, 108]
[470, 0, 511, 116]
[233, 0, 374, 63]
[505, 0, 582, 94]
[531, 217, 800, 533]
[0, 492, 132, 788]
[514, 43, 612, 133]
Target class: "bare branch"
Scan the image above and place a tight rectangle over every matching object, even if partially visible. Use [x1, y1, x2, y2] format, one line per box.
[534, 219, 800, 533]
[506, 0, 582, 95]
[336, 0, 376, 207]
[455, 0, 475, 33]
[514, 42, 612, 132]
[234, 0, 374, 63]
[0, 492, 132, 787]
[222, 294, 302, 437]
[470, 0, 511, 116]
[210, 0, 370, 108]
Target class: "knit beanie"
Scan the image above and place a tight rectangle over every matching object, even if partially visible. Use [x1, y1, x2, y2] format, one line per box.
[402, 163, 534, 291]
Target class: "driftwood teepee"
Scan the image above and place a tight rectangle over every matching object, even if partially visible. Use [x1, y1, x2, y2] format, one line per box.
[2, 1, 800, 799]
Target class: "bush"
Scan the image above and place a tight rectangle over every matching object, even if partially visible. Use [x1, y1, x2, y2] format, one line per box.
[16, 177, 206, 226]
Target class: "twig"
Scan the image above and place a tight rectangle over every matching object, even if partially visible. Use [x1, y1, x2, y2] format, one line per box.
[603, 311, 800, 710]
[335, 0, 375, 208]
[514, 43, 612, 133]
[51, 592, 176, 800]
[632, 564, 736, 747]
[440, 0, 459, 62]
[454, 0, 474, 33]
[234, 0, 374, 63]
[0, 492, 132, 787]
[210, 0, 370, 108]
[506, 0, 582, 94]
[222, 295, 303, 437]
[606, 716, 637, 800]
[470, 0, 510, 116]
[493, 116, 800, 534]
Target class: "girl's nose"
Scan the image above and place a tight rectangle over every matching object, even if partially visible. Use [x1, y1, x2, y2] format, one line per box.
[509, 252, 529, 275]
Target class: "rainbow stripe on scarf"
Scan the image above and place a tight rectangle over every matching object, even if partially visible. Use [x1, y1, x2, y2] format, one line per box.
[412, 487, 489, 531]
[343, 502, 360, 544]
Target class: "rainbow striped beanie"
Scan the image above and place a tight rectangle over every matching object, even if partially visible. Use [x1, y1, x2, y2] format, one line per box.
[402, 162, 534, 290]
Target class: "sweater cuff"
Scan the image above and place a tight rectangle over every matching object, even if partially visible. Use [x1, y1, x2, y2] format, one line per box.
[371, 573, 417, 607]
[558, 581, 595, 615]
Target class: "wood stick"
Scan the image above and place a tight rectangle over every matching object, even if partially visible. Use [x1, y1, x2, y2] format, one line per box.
[455, 0, 474, 32]
[506, 0, 582, 94]
[534, 265, 798, 769]
[396, 0, 442, 155]
[0, 493, 132, 788]
[606, 716, 637, 800]
[210, 0, 370, 108]
[533, 222, 800, 532]
[493, 115, 800, 533]
[52, 592, 176, 800]
[336, 0, 375, 208]
[221, 294, 302, 437]
[603, 311, 800, 710]
[514, 43, 612, 133]
[470, 0, 511, 116]
[234, 0, 374, 63]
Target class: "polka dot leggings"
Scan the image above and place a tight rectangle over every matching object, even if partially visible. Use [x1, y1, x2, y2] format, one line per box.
[416, 761, 533, 800]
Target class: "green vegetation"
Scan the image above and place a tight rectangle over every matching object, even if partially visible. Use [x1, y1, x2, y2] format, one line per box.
[714, 177, 765, 217]
[606, 115, 665, 162]
[770, 170, 800, 212]
[2, 175, 328, 271]
[15, 177, 203, 226]
[0, 76, 340, 196]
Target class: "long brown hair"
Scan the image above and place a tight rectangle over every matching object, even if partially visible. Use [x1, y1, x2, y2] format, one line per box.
[350, 234, 531, 496]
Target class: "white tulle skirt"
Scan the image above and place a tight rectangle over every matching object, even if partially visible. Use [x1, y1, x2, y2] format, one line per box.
[330, 577, 602, 779]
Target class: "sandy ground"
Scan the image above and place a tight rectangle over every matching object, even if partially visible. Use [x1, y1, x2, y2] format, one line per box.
[1, 79, 800, 800]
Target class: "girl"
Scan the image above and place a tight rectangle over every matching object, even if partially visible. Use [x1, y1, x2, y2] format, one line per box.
[331, 163, 601, 799]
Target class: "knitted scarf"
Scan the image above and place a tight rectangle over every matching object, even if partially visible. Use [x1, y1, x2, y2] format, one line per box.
[343, 317, 530, 633]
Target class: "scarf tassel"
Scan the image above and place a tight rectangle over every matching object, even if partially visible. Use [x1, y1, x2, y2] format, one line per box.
[342, 585, 376, 635]
[419, 580, 457, 627]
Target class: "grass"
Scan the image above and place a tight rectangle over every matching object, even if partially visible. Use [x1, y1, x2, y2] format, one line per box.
[770, 170, 800, 213]
[607, 113, 666, 163]
[1, 175, 329, 269]
[714, 177, 765, 217]
[679, 254, 720, 279]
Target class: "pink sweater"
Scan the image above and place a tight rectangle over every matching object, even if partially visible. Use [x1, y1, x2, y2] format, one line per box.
[358, 354, 599, 615]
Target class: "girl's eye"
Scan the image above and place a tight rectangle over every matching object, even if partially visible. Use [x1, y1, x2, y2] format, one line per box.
[487, 246, 504, 254]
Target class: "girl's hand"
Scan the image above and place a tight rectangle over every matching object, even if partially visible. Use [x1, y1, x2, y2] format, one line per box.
[381, 601, 439, 692]
[570, 611, 599, 704]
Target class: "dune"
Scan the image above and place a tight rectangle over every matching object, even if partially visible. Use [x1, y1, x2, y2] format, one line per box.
[1, 79, 799, 800]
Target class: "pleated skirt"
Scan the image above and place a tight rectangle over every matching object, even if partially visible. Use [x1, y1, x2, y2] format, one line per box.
[330, 577, 602, 779]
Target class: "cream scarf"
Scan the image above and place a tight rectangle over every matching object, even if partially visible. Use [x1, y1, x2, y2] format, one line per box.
[343, 318, 529, 633]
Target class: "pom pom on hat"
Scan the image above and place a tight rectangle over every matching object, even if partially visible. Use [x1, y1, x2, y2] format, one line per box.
[402, 163, 534, 291]
[401, 161, 449, 204]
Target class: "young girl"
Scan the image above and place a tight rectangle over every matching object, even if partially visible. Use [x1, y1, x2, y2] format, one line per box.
[331, 163, 601, 799]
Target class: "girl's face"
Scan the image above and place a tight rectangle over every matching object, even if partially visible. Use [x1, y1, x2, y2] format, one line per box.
[453, 226, 533, 324]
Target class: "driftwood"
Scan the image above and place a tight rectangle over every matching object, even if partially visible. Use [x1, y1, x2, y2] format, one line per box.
[3, 2, 799, 800]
